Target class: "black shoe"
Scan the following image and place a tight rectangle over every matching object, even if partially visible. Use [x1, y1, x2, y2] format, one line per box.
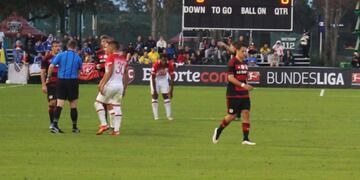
[72, 128, 80, 133]
[51, 126, 64, 134]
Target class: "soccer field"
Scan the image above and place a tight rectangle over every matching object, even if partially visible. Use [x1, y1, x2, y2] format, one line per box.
[0, 84, 359, 179]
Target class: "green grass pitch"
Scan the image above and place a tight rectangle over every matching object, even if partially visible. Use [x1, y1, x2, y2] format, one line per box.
[0, 84, 359, 179]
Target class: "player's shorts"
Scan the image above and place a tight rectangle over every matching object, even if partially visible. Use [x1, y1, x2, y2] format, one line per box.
[47, 84, 57, 101]
[56, 79, 79, 101]
[226, 98, 251, 115]
[96, 83, 123, 106]
[150, 78, 169, 94]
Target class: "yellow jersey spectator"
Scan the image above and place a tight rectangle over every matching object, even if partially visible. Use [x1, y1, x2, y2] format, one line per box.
[148, 47, 160, 64]
[260, 43, 271, 63]
[139, 51, 152, 65]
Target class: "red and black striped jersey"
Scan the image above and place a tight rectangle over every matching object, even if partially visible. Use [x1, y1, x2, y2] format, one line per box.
[41, 54, 58, 86]
[226, 57, 249, 99]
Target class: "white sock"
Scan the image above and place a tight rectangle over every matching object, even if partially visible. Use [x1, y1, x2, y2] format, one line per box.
[164, 99, 171, 118]
[109, 109, 115, 128]
[152, 99, 159, 119]
[113, 106, 122, 132]
[94, 102, 107, 126]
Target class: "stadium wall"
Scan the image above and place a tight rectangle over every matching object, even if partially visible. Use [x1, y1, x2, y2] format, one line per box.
[129, 65, 360, 89]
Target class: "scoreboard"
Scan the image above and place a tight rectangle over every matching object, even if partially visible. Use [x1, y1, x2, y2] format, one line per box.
[182, 0, 294, 31]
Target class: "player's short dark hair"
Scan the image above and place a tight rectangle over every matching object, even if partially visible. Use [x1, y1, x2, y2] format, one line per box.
[67, 40, 78, 49]
[100, 35, 112, 41]
[108, 40, 120, 50]
[233, 42, 247, 50]
[159, 53, 168, 61]
[51, 40, 59, 46]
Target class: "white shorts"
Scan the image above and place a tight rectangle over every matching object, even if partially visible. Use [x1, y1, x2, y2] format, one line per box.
[150, 78, 169, 94]
[96, 84, 123, 106]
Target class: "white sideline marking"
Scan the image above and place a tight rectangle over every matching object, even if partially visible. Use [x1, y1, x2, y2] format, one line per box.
[190, 117, 218, 120]
[320, 89, 325, 97]
[0, 85, 25, 89]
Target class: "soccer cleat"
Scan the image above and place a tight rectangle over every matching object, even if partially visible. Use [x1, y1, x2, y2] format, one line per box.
[49, 123, 54, 129]
[96, 125, 109, 135]
[72, 128, 80, 133]
[167, 117, 174, 121]
[111, 131, 120, 136]
[242, 140, 256, 146]
[212, 128, 220, 144]
[154, 116, 159, 120]
[50, 126, 64, 134]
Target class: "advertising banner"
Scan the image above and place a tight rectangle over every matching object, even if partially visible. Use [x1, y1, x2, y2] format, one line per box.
[128, 65, 360, 89]
[7, 63, 28, 84]
[79, 63, 99, 81]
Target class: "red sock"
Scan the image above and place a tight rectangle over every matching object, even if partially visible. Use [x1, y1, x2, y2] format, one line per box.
[220, 119, 230, 129]
[242, 123, 250, 140]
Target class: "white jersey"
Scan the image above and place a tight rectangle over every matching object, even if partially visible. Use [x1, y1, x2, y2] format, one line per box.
[151, 60, 175, 82]
[105, 53, 128, 85]
[96, 53, 127, 106]
[150, 60, 175, 94]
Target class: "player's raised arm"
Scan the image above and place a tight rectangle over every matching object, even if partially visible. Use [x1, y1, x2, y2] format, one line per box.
[218, 41, 235, 54]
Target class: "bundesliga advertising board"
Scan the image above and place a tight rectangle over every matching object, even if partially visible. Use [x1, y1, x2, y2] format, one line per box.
[129, 65, 360, 89]
[183, 0, 294, 31]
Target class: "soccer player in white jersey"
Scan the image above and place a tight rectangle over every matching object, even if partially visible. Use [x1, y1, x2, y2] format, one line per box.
[151, 53, 175, 120]
[94, 41, 128, 136]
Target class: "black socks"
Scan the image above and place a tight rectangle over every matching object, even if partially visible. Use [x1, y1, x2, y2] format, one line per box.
[71, 108, 78, 129]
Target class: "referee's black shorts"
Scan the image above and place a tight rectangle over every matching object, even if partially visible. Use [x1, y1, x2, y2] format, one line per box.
[56, 79, 79, 101]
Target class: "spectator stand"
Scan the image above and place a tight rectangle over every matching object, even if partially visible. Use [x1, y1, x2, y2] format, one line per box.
[256, 53, 310, 66]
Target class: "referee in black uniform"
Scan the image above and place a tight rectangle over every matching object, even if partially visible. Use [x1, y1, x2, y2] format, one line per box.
[47, 40, 83, 133]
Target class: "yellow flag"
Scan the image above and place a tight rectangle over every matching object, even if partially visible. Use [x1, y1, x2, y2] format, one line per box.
[0, 48, 5, 64]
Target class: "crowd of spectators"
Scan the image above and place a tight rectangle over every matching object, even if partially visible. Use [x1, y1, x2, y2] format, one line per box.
[8, 32, 298, 68]
[123, 34, 296, 67]
[8, 32, 100, 65]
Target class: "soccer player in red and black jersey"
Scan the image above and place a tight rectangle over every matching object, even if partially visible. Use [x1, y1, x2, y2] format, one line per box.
[40, 41, 61, 129]
[212, 42, 256, 145]
[95, 35, 113, 77]
[95, 35, 115, 128]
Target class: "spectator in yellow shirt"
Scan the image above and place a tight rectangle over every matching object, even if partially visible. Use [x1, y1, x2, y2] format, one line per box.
[139, 51, 152, 65]
[148, 47, 160, 64]
[260, 43, 271, 63]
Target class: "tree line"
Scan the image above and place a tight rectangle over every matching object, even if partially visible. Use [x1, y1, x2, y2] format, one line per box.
[0, 0, 357, 66]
